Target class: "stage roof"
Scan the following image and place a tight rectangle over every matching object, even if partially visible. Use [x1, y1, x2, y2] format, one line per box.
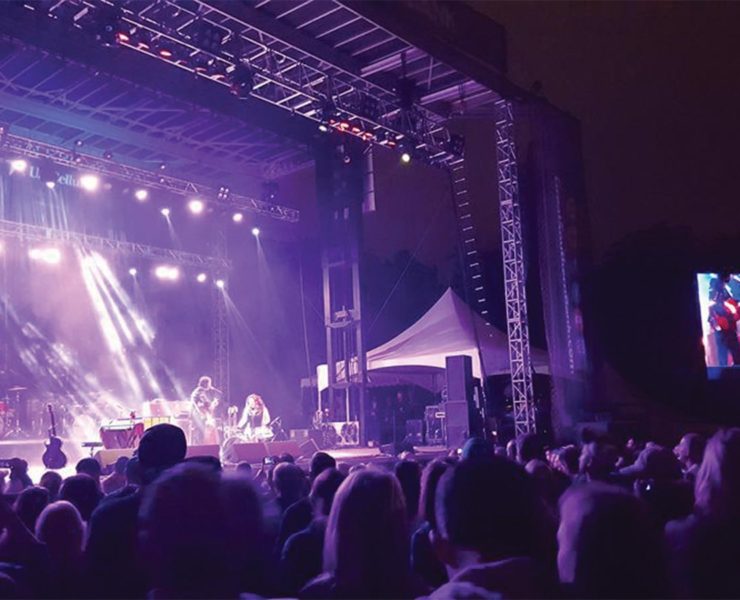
[0, 1, 525, 197]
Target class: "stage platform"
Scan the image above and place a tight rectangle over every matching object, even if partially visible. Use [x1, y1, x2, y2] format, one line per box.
[0, 438, 450, 482]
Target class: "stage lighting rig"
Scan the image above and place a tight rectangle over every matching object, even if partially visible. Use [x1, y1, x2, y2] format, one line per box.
[38, 159, 58, 189]
[9, 159, 27, 174]
[134, 189, 149, 202]
[227, 64, 255, 99]
[190, 20, 227, 55]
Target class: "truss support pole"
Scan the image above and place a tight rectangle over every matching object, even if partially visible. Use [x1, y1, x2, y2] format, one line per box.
[494, 100, 536, 435]
[316, 140, 367, 446]
[212, 232, 230, 404]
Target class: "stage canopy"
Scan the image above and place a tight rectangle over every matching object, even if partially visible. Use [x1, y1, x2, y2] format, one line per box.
[318, 289, 550, 393]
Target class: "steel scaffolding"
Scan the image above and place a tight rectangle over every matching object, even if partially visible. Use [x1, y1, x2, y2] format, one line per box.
[494, 100, 536, 435]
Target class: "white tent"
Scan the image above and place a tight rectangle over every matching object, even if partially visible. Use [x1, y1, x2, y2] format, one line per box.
[318, 288, 550, 392]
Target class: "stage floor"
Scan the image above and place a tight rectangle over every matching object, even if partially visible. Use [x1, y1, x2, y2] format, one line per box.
[0, 438, 450, 482]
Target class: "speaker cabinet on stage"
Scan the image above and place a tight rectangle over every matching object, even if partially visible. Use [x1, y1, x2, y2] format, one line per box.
[445, 355, 473, 449]
[185, 444, 221, 459]
[298, 438, 320, 459]
[264, 440, 302, 458]
[222, 442, 268, 465]
[94, 448, 134, 467]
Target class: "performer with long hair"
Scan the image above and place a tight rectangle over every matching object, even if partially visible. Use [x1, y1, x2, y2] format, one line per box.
[238, 393, 271, 441]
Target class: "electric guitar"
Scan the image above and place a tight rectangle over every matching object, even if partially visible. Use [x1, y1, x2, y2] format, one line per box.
[41, 403, 67, 469]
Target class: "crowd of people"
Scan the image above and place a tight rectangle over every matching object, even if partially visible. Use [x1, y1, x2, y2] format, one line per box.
[0, 422, 737, 598]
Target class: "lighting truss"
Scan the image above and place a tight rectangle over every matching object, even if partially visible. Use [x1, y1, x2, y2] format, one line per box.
[0, 218, 229, 271]
[494, 100, 536, 435]
[2, 131, 299, 223]
[37, 0, 463, 167]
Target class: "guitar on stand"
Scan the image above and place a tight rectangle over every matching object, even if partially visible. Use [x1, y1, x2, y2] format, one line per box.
[42, 403, 67, 469]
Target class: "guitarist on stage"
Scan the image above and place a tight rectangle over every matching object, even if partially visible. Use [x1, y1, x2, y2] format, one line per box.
[189, 376, 221, 444]
[709, 272, 740, 366]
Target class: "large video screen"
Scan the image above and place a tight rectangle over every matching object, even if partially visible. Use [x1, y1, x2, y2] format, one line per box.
[697, 273, 740, 371]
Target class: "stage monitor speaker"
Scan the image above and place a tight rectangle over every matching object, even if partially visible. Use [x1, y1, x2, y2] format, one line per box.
[264, 440, 302, 459]
[222, 442, 268, 465]
[405, 419, 423, 445]
[298, 439, 320, 459]
[94, 448, 134, 467]
[445, 355, 473, 449]
[185, 444, 221, 459]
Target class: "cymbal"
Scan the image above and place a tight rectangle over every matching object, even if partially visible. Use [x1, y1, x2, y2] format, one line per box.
[7, 386, 27, 392]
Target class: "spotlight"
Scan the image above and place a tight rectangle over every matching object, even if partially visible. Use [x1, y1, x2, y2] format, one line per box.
[160, 207, 171, 218]
[9, 159, 27, 173]
[158, 163, 166, 171]
[134, 189, 149, 202]
[45, 181, 56, 190]
[75, 139, 84, 148]
[251, 227, 260, 237]
[196, 272, 207, 283]
[103, 150, 113, 160]
[400, 151, 412, 164]
[215, 279, 225, 289]
[187, 198, 205, 215]
[29, 247, 61, 265]
[228, 64, 254, 99]
[79, 174, 100, 192]
[217, 186, 230, 201]
[39, 159, 58, 189]
[154, 265, 179, 281]
[232, 212, 243, 223]
[318, 123, 329, 133]
[128, 267, 138, 277]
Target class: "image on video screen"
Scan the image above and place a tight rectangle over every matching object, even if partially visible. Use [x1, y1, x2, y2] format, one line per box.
[697, 273, 740, 369]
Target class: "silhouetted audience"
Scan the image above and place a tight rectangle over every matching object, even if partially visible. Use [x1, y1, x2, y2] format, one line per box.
[75, 457, 102, 489]
[59, 474, 101, 521]
[430, 456, 555, 598]
[558, 483, 668, 598]
[674, 433, 706, 482]
[280, 468, 345, 595]
[13, 487, 49, 534]
[38, 471, 62, 501]
[101, 457, 129, 495]
[301, 468, 419, 599]
[411, 458, 452, 589]
[395, 459, 422, 522]
[35, 501, 85, 598]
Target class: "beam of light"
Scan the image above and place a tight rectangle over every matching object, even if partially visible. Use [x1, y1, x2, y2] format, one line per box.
[232, 212, 243, 223]
[9, 159, 28, 173]
[154, 265, 180, 281]
[187, 198, 205, 215]
[134, 189, 149, 202]
[79, 174, 100, 192]
[29, 247, 62, 265]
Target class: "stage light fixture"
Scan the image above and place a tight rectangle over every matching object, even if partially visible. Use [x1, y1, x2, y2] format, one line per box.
[154, 265, 180, 281]
[318, 123, 329, 133]
[188, 198, 205, 215]
[215, 279, 225, 289]
[160, 207, 171, 218]
[232, 212, 244, 223]
[400, 151, 412, 164]
[134, 189, 149, 202]
[128, 267, 138, 277]
[217, 186, 230, 201]
[79, 174, 100, 192]
[9, 159, 27, 173]
[39, 159, 58, 189]
[196, 272, 208, 283]
[228, 64, 255, 99]
[251, 227, 260, 237]
[29, 247, 62, 265]
[45, 181, 56, 190]
[75, 139, 84, 148]
[103, 150, 113, 160]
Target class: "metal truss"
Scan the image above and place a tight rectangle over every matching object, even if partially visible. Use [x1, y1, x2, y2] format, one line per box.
[0, 218, 229, 270]
[211, 232, 230, 402]
[35, 0, 463, 167]
[494, 100, 536, 435]
[1, 131, 299, 223]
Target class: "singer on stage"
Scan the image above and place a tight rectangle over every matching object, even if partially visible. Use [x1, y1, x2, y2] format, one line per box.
[238, 393, 271, 441]
[190, 376, 221, 444]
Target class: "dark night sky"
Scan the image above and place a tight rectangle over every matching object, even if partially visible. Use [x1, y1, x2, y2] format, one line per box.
[472, 1, 740, 260]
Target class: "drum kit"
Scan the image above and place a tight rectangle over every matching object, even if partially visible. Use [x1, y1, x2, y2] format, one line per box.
[0, 385, 28, 439]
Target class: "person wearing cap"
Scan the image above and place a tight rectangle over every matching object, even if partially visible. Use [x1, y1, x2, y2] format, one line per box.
[85, 424, 187, 598]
